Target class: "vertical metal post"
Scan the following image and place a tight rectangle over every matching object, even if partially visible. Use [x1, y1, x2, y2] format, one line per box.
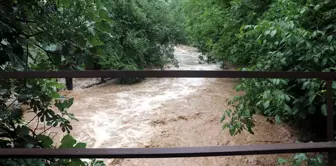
[66, 78, 73, 90]
[326, 79, 334, 166]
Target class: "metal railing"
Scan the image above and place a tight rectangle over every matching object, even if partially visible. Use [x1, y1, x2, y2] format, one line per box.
[0, 70, 335, 165]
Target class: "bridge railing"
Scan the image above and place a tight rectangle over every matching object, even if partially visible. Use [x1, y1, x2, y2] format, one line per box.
[0, 70, 335, 165]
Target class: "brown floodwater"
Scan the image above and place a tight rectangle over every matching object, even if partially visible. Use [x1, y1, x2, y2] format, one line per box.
[29, 45, 296, 165]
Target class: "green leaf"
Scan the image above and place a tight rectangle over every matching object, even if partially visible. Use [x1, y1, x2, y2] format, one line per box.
[50, 54, 61, 66]
[99, 9, 110, 21]
[277, 158, 288, 165]
[55, 101, 65, 112]
[89, 47, 104, 56]
[55, 98, 74, 112]
[308, 106, 316, 114]
[58, 0, 71, 8]
[96, 21, 111, 32]
[306, 42, 312, 49]
[85, 55, 95, 69]
[321, 104, 327, 116]
[222, 123, 229, 129]
[65, 98, 74, 108]
[229, 125, 236, 136]
[22, 135, 38, 145]
[77, 36, 87, 47]
[220, 114, 226, 123]
[244, 110, 251, 117]
[37, 134, 53, 148]
[247, 127, 254, 134]
[322, 58, 327, 66]
[53, 82, 65, 89]
[60, 134, 76, 148]
[75, 142, 86, 148]
[263, 101, 270, 109]
[270, 30, 277, 37]
[45, 44, 57, 52]
[327, 35, 333, 42]
[294, 153, 308, 160]
[68, 159, 86, 166]
[17, 126, 29, 137]
[88, 35, 104, 47]
[284, 104, 291, 112]
[89, 159, 106, 166]
[308, 93, 316, 104]
[68, 113, 77, 121]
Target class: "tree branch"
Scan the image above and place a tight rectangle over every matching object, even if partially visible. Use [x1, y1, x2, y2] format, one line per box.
[23, 20, 44, 38]
[39, 126, 53, 135]
[5, 98, 18, 110]
[15, 18, 36, 23]
[48, 132, 57, 139]
[27, 31, 44, 37]
[27, 114, 38, 125]
[34, 114, 40, 133]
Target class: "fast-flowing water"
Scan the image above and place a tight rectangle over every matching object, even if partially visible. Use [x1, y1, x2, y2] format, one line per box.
[58, 45, 294, 166]
[67, 46, 218, 149]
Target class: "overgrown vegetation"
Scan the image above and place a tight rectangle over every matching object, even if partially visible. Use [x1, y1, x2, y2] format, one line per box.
[3, 0, 335, 164]
[181, 0, 336, 165]
[0, 0, 180, 165]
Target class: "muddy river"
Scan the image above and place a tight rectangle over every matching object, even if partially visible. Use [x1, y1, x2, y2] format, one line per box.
[54, 46, 295, 165]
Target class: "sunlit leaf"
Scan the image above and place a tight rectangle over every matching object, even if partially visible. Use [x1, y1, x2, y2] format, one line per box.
[88, 35, 104, 46]
[263, 101, 270, 109]
[270, 30, 277, 37]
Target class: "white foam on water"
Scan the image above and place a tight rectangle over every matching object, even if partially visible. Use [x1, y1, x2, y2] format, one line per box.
[72, 46, 220, 154]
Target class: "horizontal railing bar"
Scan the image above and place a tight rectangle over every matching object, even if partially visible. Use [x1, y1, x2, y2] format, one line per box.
[2, 142, 336, 158]
[0, 71, 335, 79]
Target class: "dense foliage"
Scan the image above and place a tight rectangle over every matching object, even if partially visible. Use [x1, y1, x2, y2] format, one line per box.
[0, 0, 180, 165]
[184, 0, 336, 137]
[98, 0, 181, 71]
[182, 0, 336, 164]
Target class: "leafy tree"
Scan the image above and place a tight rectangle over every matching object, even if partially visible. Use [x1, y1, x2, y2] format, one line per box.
[98, 0, 179, 71]
[0, 0, 110, 165]
[183, 0, 336, 164]
[1, 0, 182, 165]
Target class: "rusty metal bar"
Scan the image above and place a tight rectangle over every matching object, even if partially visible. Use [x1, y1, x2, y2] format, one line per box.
[1, 71, 336, 161]
[0, 71, 336, 79]
[326, 79, 335, 166]
[327, 79, 334, 141]
[1, 142, 336, 159]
